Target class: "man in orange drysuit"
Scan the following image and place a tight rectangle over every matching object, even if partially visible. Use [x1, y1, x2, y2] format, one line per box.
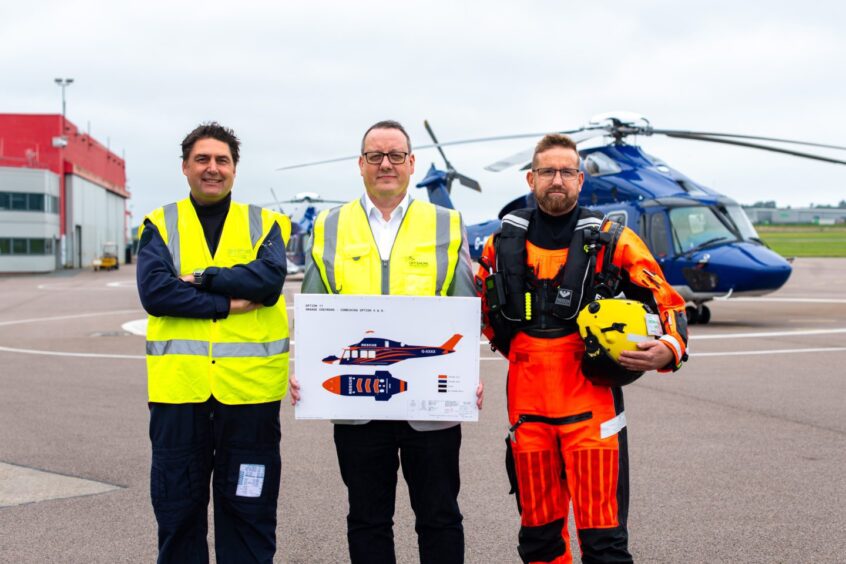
[476, 134, 688, 564]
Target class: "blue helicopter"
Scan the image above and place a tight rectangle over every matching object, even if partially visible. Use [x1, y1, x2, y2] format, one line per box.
[276, 114, 846, 323]
[412, 114, 846, 324]
[264, 191, 344, 274]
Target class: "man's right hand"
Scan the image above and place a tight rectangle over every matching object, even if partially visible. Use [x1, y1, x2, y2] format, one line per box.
[289, 374, 300, 405]
[230, 298, 262, 314]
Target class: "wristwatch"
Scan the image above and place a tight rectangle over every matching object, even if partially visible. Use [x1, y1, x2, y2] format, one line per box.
[192, 269, 206, 288]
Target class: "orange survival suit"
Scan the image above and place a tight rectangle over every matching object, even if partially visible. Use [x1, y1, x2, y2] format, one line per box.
[476, 206, 688, 564]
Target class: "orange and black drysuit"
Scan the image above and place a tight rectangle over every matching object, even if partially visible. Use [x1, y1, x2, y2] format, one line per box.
[476, 206, 688, 564]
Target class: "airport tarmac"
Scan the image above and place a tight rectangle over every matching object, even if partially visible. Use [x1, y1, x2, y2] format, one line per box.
[1, 258, 844, 563]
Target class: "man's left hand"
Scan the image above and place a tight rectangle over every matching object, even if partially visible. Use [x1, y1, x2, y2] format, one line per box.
[179, 274, 195, 284]
[618, 340, 673, 372]
[476, 381, 484, 410]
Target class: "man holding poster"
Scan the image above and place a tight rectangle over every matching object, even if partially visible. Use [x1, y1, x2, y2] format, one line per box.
[292, 120, 480, 564]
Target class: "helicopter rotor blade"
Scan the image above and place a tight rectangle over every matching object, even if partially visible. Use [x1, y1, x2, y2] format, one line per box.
[423, 120, 454, 171]
[276, 154, 360, 171]
[658, 132, 846, 166]
[455, 172, 482, 192]
[484, 127, 611, 172]
[651, 129, 846, 152]
[277, 125, 608, 172]
[485, 148, 535, 172]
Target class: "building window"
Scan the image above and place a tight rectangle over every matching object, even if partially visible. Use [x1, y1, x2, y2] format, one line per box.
[29, 239, 45, 254]
[11, 193, 27, 210]
[0, 238, 55, 255]
[28, 193, 45, 211]
[0, 191, 58, 213]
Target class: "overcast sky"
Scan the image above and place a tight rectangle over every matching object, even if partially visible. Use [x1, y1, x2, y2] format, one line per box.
[2, 0, 844, 224]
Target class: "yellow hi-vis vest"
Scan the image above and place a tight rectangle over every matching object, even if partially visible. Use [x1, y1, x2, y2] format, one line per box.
[312, 197, 462, 295]
[143, 198, 291, 404]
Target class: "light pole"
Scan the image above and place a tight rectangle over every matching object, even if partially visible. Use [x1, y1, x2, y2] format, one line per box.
[54, 78, 74, 136]
[54, 78, 73, 267]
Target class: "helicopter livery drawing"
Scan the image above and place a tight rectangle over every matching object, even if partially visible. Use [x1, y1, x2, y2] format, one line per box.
[277, 113, 846, 324]
[322, 333, 463, 365]
[322, 371, 408, 402]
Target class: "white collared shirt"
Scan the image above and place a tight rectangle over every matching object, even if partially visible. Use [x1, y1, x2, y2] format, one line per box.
[363, 191, 411, 260]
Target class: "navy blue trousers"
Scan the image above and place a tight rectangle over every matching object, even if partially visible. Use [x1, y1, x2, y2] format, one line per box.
[149, 398, 281, 564]
[334, 421, 464, 564]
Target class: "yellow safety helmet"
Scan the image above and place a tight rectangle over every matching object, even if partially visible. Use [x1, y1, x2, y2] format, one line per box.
[576, 299, 655, 386]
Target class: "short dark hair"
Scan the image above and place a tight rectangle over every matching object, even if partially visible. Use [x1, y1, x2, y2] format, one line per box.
[361, 120, 412, 153]
[181, 122, 241, 166]
[532, 133, 579, 168]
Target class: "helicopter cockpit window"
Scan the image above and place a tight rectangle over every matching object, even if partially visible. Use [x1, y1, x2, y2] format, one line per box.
[647, 213, 671, 258]
[584, 153, 622, 176]
[724, 204, 761, 241]
[669, 206, 738, 254]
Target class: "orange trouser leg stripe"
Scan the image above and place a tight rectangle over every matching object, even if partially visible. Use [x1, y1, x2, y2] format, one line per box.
[569, 448, 620, 529]
[516, 449, 564, 527]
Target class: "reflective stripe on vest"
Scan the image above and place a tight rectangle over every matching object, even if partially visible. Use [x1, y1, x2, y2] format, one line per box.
[146, 338, 290, 358]
[143, 199, 291, 404]
[312, 198, 461, 296]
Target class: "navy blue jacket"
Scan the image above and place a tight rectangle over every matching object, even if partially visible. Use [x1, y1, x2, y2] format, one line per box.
[137, 218, 287, 320]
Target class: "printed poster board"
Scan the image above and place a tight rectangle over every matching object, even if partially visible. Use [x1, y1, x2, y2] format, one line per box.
[294, 294, 481, 422]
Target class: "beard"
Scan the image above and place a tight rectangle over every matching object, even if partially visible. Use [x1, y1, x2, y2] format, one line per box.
[536, 189, 577, 215]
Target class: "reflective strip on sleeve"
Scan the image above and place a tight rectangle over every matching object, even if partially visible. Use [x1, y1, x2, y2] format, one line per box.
[600, 411, 627, 439]
[575, 217, 603, 230]
[321, 207, 341, 294]
[163, 203, 180, 274]
[146, 339, 209, 356]
[502, 213, 529, 230]
[660, 334, 683, 360]
[248, 205, 263, 248]
[212, 338, 290, 358]
[434, 206, 452, 295]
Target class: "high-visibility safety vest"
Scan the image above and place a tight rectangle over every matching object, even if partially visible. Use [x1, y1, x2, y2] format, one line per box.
[312, 197, 462, 296]
[144, 198, 291, 404]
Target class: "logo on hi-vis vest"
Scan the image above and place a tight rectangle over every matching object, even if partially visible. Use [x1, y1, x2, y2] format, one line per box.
[227, 248, 253, 261]
[555, 288, 573, 307]
[406, 255, 429, 269]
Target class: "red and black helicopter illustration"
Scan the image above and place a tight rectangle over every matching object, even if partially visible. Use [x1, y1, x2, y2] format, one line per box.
[322, 371, 408, 401]
[322, 332, 463, 365]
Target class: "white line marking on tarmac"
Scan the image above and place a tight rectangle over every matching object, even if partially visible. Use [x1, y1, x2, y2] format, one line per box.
[692, 347, 846, 357]
[692, 328, 846, 340]
[0, 309, 144, 327]
[36, 281, 136, 291]
[0, 345, 144, 360]
[122, 319, 147, 336]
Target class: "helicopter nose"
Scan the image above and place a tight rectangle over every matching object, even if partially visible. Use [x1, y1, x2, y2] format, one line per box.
[686, 243, 792, 294]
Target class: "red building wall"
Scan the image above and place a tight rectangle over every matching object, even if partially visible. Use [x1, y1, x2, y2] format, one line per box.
[0, 113, 127, 197]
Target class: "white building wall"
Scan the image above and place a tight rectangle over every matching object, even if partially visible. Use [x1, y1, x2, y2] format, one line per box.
[0, 167, 60, 273]
[66, 175, 126, 268]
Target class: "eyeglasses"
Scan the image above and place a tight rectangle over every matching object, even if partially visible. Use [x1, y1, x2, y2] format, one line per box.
[362, 151, 409, 165]
[533, 167, 580, 181]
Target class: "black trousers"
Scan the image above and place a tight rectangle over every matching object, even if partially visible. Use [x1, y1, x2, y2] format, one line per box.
[334, 421, 464, 564]
[149, 397, 281, 564]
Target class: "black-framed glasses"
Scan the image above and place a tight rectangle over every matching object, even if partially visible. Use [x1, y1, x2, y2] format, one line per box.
[533, 167, 580, 180]
[363, 151, 409, 165]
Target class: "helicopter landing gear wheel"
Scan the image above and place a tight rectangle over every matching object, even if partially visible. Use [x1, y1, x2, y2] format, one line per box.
[686, 306, 699, 325]
[698, 305, 711, 324]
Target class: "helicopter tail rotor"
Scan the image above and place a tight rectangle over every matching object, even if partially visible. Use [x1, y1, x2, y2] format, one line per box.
[423, 120, 481, 193]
